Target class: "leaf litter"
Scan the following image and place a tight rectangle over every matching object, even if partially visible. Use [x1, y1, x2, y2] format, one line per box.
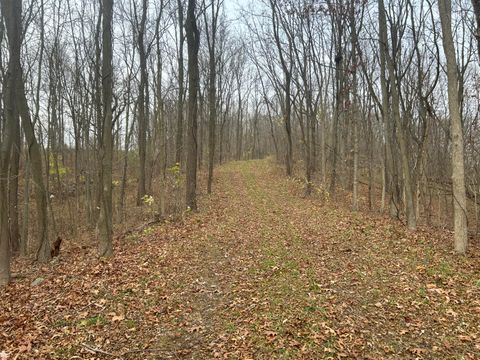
[1, 159, 480, 359]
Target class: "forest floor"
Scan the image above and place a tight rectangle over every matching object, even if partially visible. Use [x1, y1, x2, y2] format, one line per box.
[2, 159, 480, 359]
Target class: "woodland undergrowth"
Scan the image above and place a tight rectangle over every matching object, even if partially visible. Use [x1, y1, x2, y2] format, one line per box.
[1, 159, 480, 359]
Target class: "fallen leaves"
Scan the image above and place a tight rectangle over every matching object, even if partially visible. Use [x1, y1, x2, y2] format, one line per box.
[2, 160, 480, 359]
[109, 313, 125, 322]
[265, 330, 277, 342]
[409, 347, 427, 356]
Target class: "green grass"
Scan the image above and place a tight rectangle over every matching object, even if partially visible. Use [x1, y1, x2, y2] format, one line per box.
[125, 319, 137, 329]
[77, 314, 106, 327]
[55, 346, 77, 357]
[52, 318, 72, 328]
[427, 260, 453, 279]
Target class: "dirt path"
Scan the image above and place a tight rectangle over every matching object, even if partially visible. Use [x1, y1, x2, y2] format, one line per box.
[2, 160, 480, 359]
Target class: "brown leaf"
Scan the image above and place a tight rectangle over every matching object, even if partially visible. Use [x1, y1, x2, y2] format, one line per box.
[458, 335, 472, 342]
[265, 331, 277, 342]
[111, 313, 125, 322]
[409, 347, 427, 355]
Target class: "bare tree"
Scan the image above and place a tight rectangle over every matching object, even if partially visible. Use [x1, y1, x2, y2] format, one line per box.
[438, 0, 468, 253]
[176, 0, 185, 166]
[472, 0, 480, 59]
[135, 0, 149, 205]
[203, 0, 222, 194]
[185, 0, 200, 210]
[98, 0, 114, 257]
[269, 0, 294, 176]
[0, 0, 17, 286]
[8, 0, 50, 262]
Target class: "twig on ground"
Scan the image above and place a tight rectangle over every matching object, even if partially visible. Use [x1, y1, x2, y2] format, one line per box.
[116, 218, 164, 241]
[121, 348, 174, 358]
[81, 343, 118, 357]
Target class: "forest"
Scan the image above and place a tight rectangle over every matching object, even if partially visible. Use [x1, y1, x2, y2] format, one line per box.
[1, 0, 480, 358]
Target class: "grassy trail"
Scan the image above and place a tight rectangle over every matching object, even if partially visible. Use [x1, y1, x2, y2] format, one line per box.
[2, 160, 480, 359]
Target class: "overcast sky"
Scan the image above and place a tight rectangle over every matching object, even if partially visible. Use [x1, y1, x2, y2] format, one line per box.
[224, 0, 252, 20]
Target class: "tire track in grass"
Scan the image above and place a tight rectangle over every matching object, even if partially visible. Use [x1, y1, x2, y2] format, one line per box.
[210, 161, 339, 359]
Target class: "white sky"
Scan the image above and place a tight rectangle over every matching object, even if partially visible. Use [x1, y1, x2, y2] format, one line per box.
[224, 0, 252, 20]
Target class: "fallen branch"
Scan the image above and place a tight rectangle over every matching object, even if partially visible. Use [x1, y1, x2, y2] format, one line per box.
[121, 348, 175, 359]
[116, 218, 164, 241]
[81, 343, 117, 357]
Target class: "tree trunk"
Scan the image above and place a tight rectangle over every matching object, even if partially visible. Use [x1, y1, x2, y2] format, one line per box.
[284, 78, 293, 176]
[207, 70, 215, 194]
[438, 0, 468, 253]
[330, 15, 344, 194]
[320, 109, 326, 185]
[0, 0, 18, 286]
[8, 91, 20, 254]
[472, 0, 480, 59]
[206, 0, 218, 194]
[389, 73, 416, 230]
[378, 0, 400, 219]
[185, 0, 200, 210]
[351, 3, 359, 211]
[270, 0, 293, 176]
[3, 0, 49, 262]
[235, 73, 243, 161]
[98, 0, 114, 257]
[176, 0, 185, 165]
[136, 0, 148, 205]
[18, 75, 50, 263]
[21, 155, 30, 256]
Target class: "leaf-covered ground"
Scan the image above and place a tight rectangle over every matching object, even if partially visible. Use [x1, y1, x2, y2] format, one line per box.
[2, 159, 480, 359]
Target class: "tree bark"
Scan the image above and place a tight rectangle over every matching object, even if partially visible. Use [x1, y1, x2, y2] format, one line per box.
[18, 71, 50, 263]
[472, 0, 480, 59]
[3, 0, 50, 263]
[378, 0, 400, 218]
[0, 0, 18, 286]
[235, 72, 243, 161]
[329, 6, 345, 195]
[205, 0, 220, 194]
[350, 2, 359, 211]
[270, 0, 293, 176]
[98, 0, 114, 257]
[176, 0, 185, 165]
[185, 0, 200, 210]
[136, 0, 148, 205]
[438, 0, 468, 253]
[8, 84, 20, 254]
